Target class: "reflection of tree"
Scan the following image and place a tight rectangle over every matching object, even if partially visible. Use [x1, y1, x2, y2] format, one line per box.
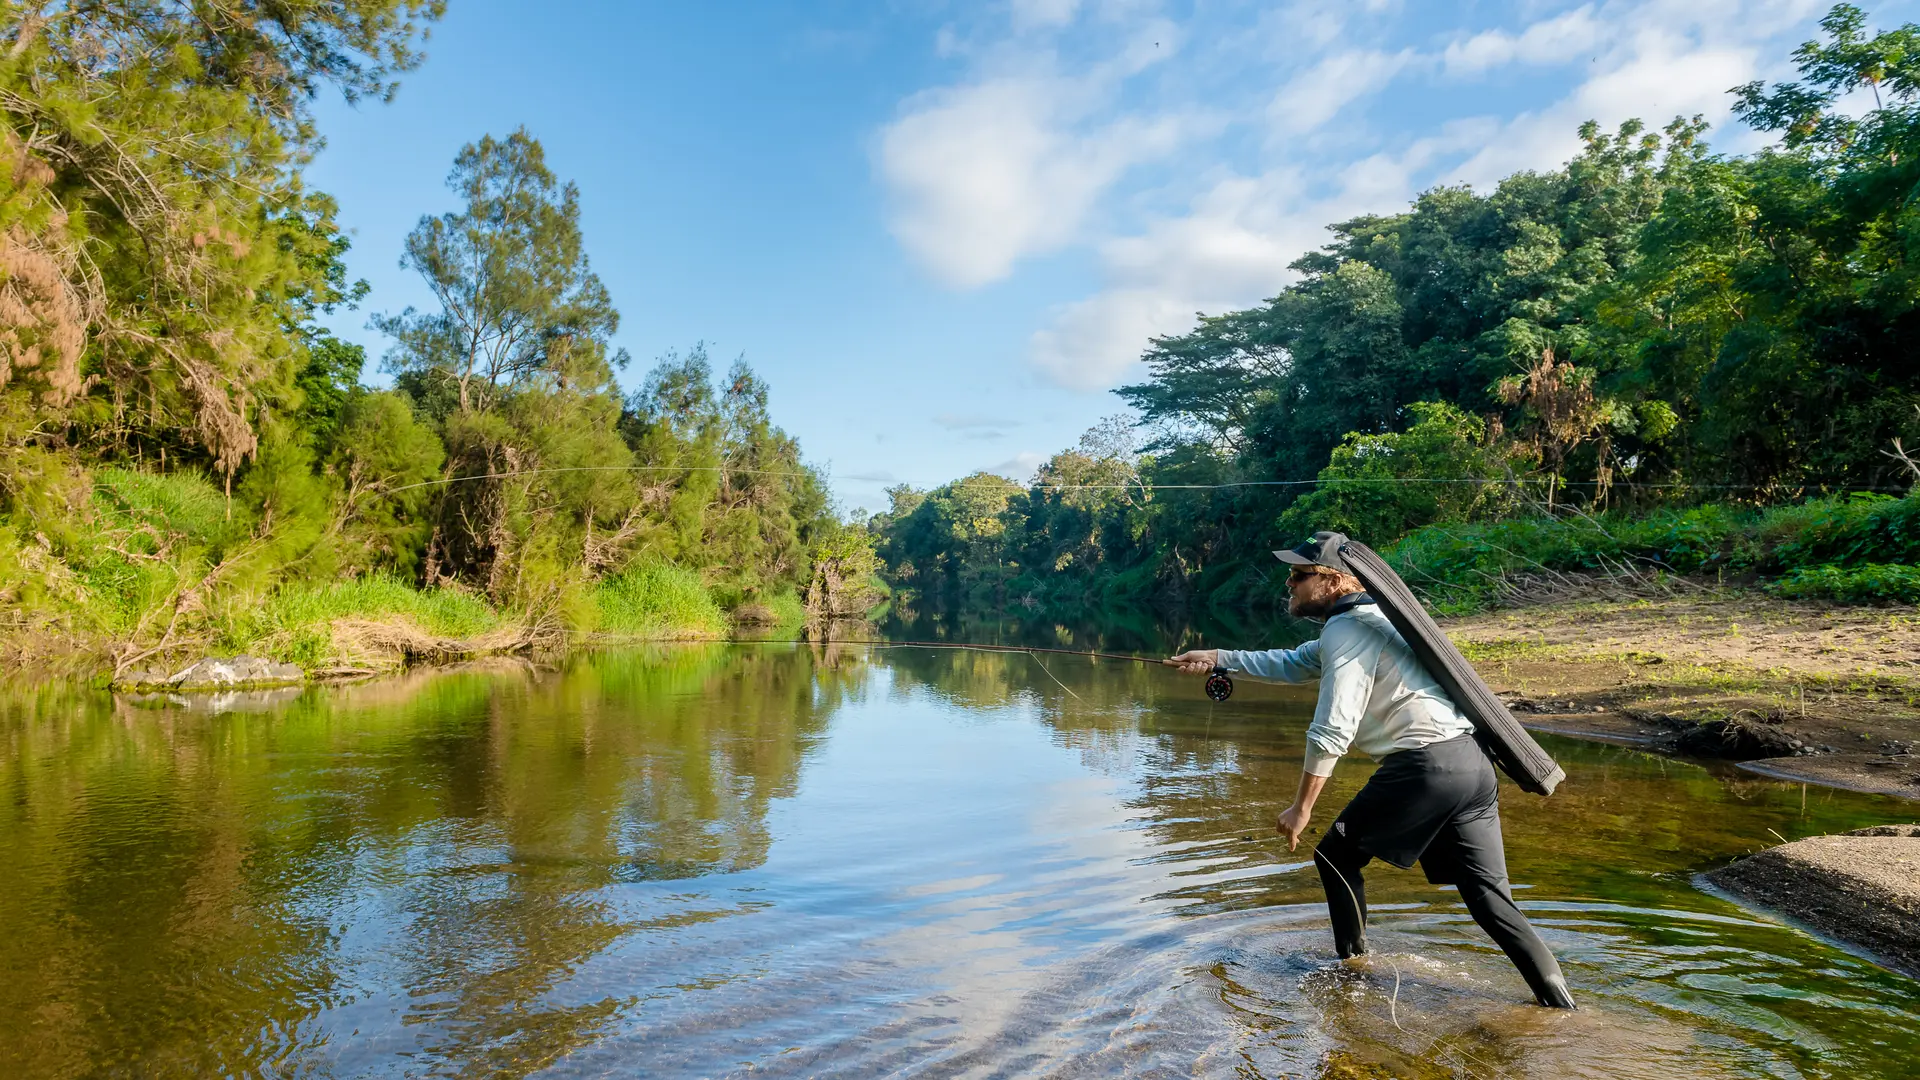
[331, 644, 863, 1076]
[0, 646, 864, 1079]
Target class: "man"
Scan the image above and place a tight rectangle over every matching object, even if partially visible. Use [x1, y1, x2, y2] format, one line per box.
[1168, 532, 1575, 1009]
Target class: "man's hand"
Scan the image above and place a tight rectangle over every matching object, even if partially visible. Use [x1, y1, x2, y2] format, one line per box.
[1276, 804, 1311, 851]
[1166, 649, 1219, 675]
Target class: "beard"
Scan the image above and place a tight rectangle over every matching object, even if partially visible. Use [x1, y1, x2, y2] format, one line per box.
[1289, 574, 1359, 620]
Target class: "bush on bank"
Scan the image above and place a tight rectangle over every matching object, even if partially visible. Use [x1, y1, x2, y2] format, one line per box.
[1385, 494, 1920, 613]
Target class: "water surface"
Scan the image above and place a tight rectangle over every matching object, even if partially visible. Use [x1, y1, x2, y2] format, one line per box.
[1, 643, 1914, 1077]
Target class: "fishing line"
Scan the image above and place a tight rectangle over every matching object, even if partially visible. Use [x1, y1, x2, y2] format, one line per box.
[744, 637, 1234, 701]
[1023, 651, 1082, 701]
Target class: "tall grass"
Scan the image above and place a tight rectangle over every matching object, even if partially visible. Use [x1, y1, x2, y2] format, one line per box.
[217, 576, 504, 667]
[592, 561, 727, 638]
[1387, 493, 1920, 612]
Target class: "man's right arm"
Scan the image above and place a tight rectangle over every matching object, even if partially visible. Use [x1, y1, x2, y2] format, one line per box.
[1218, 640, 1323, 684]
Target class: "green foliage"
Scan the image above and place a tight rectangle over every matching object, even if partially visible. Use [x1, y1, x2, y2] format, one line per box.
[0, 0, 440, 478]
[93, 468, 250, 555]
[593, 562, 727, 638]
[374, 128, 627, 416]
[0, 37, 846, 666]
[1278, 402, 1513, 545]
[879, 8, 1920, 620]
[222, 576, 501, 667]
[1382, 494, 1920, 612]
[329, 390, 445, 573]
[1766, 562, 1920, 604]
[805, 523, 885, 620]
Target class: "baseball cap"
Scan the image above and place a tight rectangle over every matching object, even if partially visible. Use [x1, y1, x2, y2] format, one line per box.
[1273, 530, 1353, 574]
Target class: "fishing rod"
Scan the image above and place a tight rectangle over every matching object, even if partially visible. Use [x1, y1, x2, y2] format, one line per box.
[751, 636, 1236, 702]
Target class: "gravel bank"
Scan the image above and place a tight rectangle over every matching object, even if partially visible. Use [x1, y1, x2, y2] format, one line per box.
[1706, 825, 1920, 978]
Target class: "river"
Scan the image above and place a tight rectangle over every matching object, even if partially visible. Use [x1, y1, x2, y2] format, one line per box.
[1, 642, 1914, 1077]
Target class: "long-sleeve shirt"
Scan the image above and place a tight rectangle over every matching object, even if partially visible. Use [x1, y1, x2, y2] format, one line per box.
[1218, 605, 1475, 777]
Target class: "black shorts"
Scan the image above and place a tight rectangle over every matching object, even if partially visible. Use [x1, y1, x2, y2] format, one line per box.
[1331, 732, 1508, 886]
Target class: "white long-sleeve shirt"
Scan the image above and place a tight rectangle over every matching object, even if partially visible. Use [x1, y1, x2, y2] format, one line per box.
[1218, 605, 1475, 777]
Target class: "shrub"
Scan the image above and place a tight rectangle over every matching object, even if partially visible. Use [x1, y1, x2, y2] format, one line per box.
[1766, 563, 1920, 605]
[1387, 493, 1920, 613]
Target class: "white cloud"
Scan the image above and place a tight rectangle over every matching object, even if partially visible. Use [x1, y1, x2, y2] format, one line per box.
[880, 0, 1838, 389]
[876, 10, 1187, 288]
[878, 76, 1187, 287]
[988, 451, 1048, 482]
[1268, 49, 1414, 137]
[1010, 0, 1080, 32]
[1442, 6, 1602, 75]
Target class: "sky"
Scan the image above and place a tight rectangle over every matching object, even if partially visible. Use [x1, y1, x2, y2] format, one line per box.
[306, 0, 1919, 516]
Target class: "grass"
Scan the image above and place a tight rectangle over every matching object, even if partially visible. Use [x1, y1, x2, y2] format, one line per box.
[592, 561, 728, 638]
[1388, 493, 1920, 613]
[1766, 563, 1920, 605]
[217, 576, 505, 668]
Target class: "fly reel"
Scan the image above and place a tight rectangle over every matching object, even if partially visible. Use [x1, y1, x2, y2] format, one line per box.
[1204, 667, 1234, 702]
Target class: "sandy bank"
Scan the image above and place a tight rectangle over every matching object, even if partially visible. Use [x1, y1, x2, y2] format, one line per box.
[1706, 825, 1920, 979]
[1439, 591, 1920, 798]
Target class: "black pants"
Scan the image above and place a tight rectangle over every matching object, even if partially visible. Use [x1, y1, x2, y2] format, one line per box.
[1311, 734, 1575, 1009]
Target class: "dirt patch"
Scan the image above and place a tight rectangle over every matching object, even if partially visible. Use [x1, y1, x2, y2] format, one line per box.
[1706, 827, 1920, 978]
[1439, 590, 1920, 795]
[1446, 591, 1920, 680]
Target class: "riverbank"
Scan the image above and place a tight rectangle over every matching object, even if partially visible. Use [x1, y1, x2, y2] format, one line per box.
[5, 561, 779, 686]
[1441, 589, 1920, 798]
[1705, 825, 1920, 979]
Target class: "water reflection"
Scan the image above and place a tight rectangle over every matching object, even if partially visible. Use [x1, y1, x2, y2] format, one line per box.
[0, 643, 1914, 1078]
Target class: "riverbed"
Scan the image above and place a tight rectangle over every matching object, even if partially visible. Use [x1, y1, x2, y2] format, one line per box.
[2, 643, 1915, 1078]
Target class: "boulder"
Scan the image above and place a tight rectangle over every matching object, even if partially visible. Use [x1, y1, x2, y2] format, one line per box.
[113, 655, 304, 692]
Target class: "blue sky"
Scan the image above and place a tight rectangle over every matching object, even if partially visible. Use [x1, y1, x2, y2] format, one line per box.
[308, 0, 1916, 515]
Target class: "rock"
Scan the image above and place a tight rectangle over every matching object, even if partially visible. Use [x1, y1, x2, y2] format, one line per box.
[1708, 829, 1920, 978]
[111, 666, 172, 690]
[1849, 823, 1920, 838]
[168, 655, 303, 690]
[114, 655, 304, 692]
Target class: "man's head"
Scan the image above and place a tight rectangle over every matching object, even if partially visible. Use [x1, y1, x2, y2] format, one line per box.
[1274, 530, 1365, 619]
[1284, 564, 1365, 619]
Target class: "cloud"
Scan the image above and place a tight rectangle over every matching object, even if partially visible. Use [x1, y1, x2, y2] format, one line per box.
[878, 75, 1187, 287]
[881, 0, 1833, 389]
[1442, 6, 1602, 75]
[988, 451, 1048, 482]
[875, 9, 1188, 288]
[1268, 49, 1415, 137]
[839, 470, 898, 483]
[1011, 0, 1080, 32]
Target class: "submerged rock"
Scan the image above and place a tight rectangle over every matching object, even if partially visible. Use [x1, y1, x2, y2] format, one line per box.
[112, 655, 304, 692]
[1708, 826, 1920, 978]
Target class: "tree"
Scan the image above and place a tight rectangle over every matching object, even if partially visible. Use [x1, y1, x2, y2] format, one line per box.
[375, 129, 626, 415]
[0, 0, 439, 482]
